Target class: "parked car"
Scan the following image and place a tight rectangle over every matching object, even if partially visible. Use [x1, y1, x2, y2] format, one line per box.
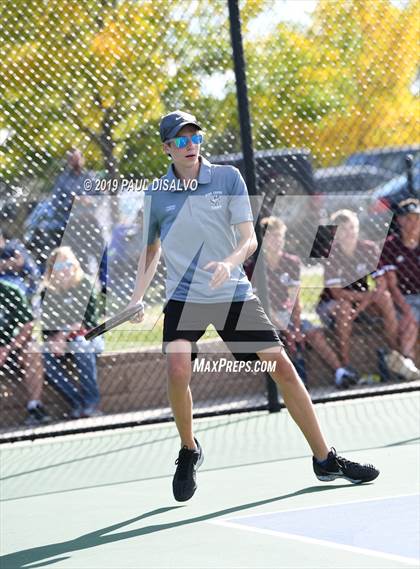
[345, 145, 420, 175]
[361, 161, 420, 240]
[314, 164, 396, 223]
[210, 148, 318, 255]
[315, 165, 395, 194]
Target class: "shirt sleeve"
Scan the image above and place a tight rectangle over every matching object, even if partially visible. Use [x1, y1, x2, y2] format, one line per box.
[324, 254, 343, 287]
[243, 256, 255, 281]
[228, 168, 254, 225]
[288, 256, 301, 286]
[143, 191, 160, 245]
[9, 286, 33, 327]
[1, 243, 18, 262]
[372, 238, 396, 278]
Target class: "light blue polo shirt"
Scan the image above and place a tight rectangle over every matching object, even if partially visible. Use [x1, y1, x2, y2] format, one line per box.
[144, 156, 256, 303]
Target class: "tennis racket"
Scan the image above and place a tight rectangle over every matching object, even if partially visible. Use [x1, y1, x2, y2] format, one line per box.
[84, 302, 144, 340]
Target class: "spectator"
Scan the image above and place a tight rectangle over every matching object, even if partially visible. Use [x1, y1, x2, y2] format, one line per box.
[41, 246, 103, 419]
[65, 197, 106, 277]
[0, 228, 40, 298]
[49, 148, 96, 231]
[373, 198, 420, 367]
[99, 194, 144, 312]
[0, 281, 48, 425]
[316, 209, 418, 381]
[246, 217, 348, 388]
[26, 148, 104, 275]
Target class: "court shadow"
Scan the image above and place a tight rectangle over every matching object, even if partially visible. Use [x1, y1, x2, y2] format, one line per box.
[1, 485, 351, 568]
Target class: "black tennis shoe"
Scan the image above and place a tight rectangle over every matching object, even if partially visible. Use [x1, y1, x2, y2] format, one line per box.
[24, 404, 51, 426]
[313, 447, 379, 484]
[172, 438, 204, 502]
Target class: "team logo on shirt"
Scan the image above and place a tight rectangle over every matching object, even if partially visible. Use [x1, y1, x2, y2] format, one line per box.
[206, 191, 224, 209]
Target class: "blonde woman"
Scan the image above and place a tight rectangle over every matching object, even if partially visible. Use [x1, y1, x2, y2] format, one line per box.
[41, 246, 102, 418]
[245, 216, 346, 388]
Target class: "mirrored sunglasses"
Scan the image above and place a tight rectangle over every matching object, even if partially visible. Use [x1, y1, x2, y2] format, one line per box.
[168, 133, 203, 148]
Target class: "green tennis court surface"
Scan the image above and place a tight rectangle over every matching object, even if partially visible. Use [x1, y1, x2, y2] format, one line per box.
[1, 392, 419, 569]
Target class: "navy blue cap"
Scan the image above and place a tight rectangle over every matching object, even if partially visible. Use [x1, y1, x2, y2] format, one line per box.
[159, 110, 201, 142]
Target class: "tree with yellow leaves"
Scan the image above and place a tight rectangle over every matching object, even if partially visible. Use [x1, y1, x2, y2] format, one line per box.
[0, 0, 247, 191]
[243, 0, 419, 166]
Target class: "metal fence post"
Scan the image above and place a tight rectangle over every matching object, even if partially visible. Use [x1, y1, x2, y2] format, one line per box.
[227, 0, 280, 412]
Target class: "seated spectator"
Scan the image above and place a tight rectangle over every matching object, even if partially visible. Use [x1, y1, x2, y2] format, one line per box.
[41, 246, 103, 419]
[245, 216, 346, 388]
[0, 281, 48, 425]
[317, 209, 419, 382]
[373, 198, 420, 366]
[0, 228, 40, 298]
[65, 199, 106, 277]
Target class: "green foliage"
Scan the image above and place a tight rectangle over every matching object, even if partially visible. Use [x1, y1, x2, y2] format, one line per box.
[0, 0, 418, 188]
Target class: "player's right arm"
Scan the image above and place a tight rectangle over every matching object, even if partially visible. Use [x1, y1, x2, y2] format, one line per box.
[128, 239, 161, 322]
[128, 189, 161, 321]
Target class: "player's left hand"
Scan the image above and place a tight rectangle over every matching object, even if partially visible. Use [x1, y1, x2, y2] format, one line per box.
[204, 261, 233, 289]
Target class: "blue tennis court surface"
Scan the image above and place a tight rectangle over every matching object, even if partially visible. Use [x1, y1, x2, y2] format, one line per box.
[1, 393, 419, 568]
[214, 494, 420, 565]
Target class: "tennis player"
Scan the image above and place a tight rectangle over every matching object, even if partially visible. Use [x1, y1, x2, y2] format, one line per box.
[128, 110, 379, 501]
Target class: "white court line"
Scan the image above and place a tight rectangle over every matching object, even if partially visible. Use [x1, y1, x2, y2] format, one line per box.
[219, 492, 420, 521]
[210, 519, 419, 566]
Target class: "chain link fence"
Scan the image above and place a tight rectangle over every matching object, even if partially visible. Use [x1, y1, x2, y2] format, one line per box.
[0, 0, 419, 438]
